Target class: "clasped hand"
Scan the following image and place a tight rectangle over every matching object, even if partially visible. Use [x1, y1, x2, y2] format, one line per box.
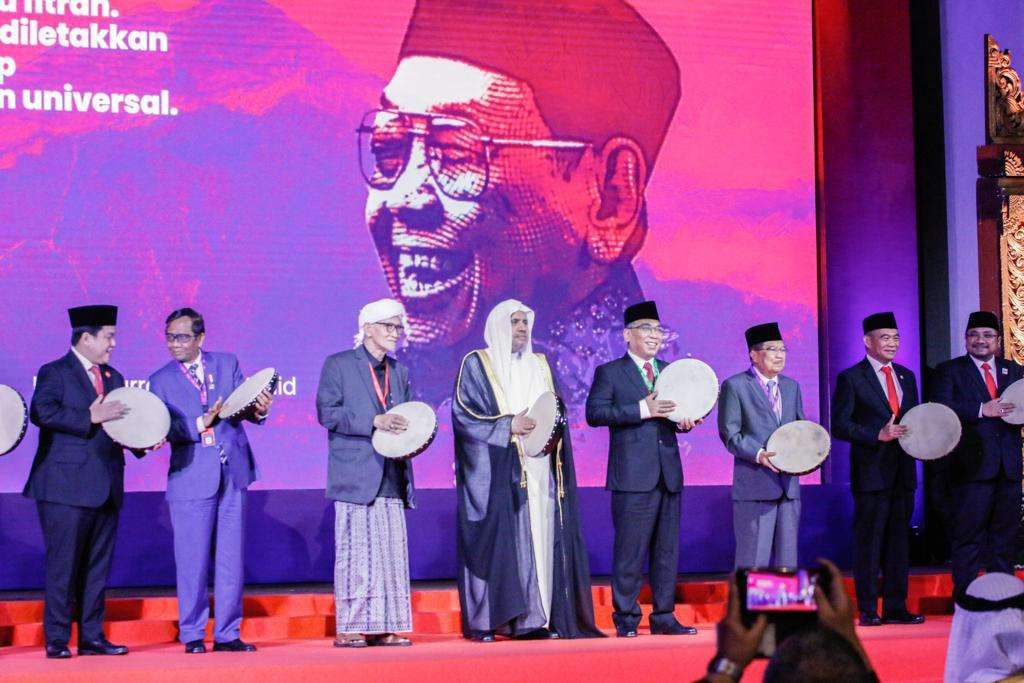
[511, 408, 536, 436]
[374, 413, 408, 434]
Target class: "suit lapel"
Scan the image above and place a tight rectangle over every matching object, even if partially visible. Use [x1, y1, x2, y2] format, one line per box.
[65, 351, 98, 399]
[619, 354, 653, 398]
[961, 355, 993, 402]
[354, 345, 384, 414]
[996, 357, 1014, 394]
[894, 364, 915, 410]
[744, 371, 778, 424]
[857, 358, 893, 414]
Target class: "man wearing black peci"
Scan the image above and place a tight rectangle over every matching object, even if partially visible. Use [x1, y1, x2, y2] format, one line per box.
[932, 310, 1024, 597]
[23, 305, 132, 659]
[830, 312, 924, 626]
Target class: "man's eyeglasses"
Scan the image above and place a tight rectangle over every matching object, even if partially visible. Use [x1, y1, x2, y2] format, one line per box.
[758, 345, 788, 355]
[357, 109, 589, 201]
[967, 331, 999, 340]
[165, 333, 197, 344]
[374, 322, 405, 337]
[626, 324, 677, 341]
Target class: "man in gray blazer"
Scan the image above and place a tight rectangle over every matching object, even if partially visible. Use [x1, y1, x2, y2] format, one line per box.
[316, 298, 416, 648]
[717, 322, 804, 568]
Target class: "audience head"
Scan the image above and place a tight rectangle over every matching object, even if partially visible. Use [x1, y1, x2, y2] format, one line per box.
[945, 572, 1024, 683]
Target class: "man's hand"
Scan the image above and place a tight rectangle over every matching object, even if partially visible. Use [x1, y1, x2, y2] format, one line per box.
[373, 412, 408, 434]
[131, 439, 167, 459]
[757, 450, 780, 473]
[644, 391, 676, 418]
[813, 558, 873, 673]
[252, 390, 273, 419]
[202, 397, 224, 429]
[678, 417, 704, 431]
[90, 395, 129, 424]
[982, 398, 1016, 418]
[511, 408, 536, 436]
[711, 575, 768, 675]
[877, 414, 908, 442]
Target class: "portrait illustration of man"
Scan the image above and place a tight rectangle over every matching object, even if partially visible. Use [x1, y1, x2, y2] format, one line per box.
[359, 0, 681, 405]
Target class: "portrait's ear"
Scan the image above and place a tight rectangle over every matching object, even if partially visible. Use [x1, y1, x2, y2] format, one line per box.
[586, 136, 647, 264]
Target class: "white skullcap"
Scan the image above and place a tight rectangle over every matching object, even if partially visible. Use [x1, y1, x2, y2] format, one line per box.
[353, 298, 407, 348]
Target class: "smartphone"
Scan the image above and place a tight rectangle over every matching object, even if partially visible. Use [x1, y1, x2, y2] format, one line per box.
[735, 566, 830, 657]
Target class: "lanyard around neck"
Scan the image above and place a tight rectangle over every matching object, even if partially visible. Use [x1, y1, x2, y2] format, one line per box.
[179, 360, 208, 406]
[368, 361, 390, 409]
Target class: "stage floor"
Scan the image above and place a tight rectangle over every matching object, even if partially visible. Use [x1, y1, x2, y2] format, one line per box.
[0, 618, 951, 682]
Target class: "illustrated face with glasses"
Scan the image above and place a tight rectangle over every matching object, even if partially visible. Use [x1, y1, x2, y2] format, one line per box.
[749, 341, 788, 377]
[363, 316, 405, 356]
[361, 56, 650, 349]
[165, 316, 204, 364]
[966, 326, 1001, 360]
[624, 319, 674, 359]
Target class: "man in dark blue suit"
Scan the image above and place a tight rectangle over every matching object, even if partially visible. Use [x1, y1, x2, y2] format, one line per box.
[586, 300, 700, 637]
[831, 312, 924, 626]
[148, 308, 271, 654]
[933, 310, 1024, 596]
[23, 305, 132, 659]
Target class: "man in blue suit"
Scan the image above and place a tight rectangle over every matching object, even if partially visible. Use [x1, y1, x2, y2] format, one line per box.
[23, 305, 132, 659]
[148, 308, 271, 654]
[717, 322, 804, 569]
[316, 298, 416, 648]
[831, 312, 924, 626]
[586, 300, 700, 637]
[933, 310, 1024, 596]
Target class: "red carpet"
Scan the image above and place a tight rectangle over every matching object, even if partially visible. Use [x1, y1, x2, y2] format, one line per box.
[0, 573, 964, 681]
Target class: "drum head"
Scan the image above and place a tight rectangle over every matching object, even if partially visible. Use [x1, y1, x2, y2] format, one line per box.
[765, 420, 831, 475]
[522, 391, 565, 457]
[653, 359, 719, 423]
[372, 401, 438, 459]
[0, 384, 28, 456]
[102, 387, 171, 450]
[220, 367, 278, 419]
[898, 402, 961, 460]
[1000, 378, 1024, 425]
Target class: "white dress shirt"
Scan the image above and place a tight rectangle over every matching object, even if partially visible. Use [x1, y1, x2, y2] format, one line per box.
[866, 355, 903, 405]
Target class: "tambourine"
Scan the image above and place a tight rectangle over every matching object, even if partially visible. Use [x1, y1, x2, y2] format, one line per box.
[521, 391, 566, 457]
[653, 358, 719, 423]
[765, 420, 831, 475]
[102, 387, 171, 450]
[371, 401, 438, 459]
[898, 402, 961, 460]
[0, 384, 28, 456]
[220, 367, 279, 419]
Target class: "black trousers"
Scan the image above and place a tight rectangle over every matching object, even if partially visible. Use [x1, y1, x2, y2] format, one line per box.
[950, 477, 1021, 595]
[852, 486, 914, 614]
[37, 498, 119, 644]
[610, 483, 680, 632]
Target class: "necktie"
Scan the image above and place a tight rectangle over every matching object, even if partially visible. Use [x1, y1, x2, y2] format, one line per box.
[767, 379, 782, 420]
[982, 362, 998, 400]
[88, 365, 104, 397]
[643, 362, 655, 388]
[881, 366, 900, 415]
[187, 362, 200, 384]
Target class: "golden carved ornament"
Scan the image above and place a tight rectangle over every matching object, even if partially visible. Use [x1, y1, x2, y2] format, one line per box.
[1001, 194, 1024, 363]
[987, 35, 1024, 144]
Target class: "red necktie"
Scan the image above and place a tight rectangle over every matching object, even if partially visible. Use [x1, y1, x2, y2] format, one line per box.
[881, 366, 900, 415]
[643, 362, 655, 385]
[88, 365, 104, 397]
[982, 362, 998, 400]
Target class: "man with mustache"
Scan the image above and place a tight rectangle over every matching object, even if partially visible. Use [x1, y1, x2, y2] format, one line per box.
[717, 322, 805, 569]
[359, 0, 680, 406]
[932, 311, 1024, 596]
[830, 312, 923, 626]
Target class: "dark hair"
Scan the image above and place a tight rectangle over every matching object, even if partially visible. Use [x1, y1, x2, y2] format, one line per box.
[165, 308, 205, 336]
[764, 625, 875, 683]
[71, 325, 102, 346]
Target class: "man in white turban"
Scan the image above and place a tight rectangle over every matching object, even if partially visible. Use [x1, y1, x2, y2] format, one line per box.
[316, 298, 417, 647]
[451, 299, 602, 642]
[945, 572, 1024, 682]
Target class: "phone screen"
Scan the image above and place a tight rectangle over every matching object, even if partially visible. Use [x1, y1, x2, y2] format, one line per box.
[745, 569, 819, 612]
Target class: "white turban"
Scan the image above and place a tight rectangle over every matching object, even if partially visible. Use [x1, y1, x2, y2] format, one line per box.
[353, 298, 407, 348]
[483, 299, 547, 413]
[945, 572, 1024, 683]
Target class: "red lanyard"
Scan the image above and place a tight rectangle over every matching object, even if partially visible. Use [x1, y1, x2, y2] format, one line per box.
[368, 361, 390, 409]
[179, 360, 208, 406]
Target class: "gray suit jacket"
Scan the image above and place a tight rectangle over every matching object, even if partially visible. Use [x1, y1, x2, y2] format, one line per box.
[718, 369, 804, 501]
[316, 345, 415, 507]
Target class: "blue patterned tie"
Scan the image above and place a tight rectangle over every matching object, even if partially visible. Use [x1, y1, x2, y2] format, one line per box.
[767, 379, 782, 421]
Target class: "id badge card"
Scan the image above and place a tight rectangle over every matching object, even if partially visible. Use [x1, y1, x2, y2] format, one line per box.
[202, 428, 217, 447]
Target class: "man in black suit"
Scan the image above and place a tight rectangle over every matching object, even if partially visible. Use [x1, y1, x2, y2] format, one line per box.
[22, 305, 132, 659]
[933, 310, 1024, 596]
[585, 300, 700, 637]
[831, 312, 924, 626]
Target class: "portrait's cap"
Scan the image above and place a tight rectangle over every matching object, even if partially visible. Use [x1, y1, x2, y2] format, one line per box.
[624, 300, 659, 325]
[68, 305, 117, 328]
[966, 310, 1000, 332]
[398, 0, 680, 174]
[745, 322, 782, 349]
[862, 311, 897, 334]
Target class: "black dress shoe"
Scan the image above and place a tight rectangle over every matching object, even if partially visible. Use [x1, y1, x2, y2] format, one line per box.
[78, 637, 129, 656]
[650, 621, 698, 636]
[184, 639, 206, 654]
[858, 612, 883, 626]
[882, 610, 925, 625]
[213, 639, 257, 652]
[470, 631, 495, 643]
[45, 641, 72, 659]
[515, 627, 558, 640]
[616, 629, 638, 638]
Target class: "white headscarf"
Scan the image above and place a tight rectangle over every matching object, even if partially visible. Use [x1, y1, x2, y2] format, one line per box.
[353, 298, 407, 348]
[483, 299, 548, 413]
[945, 572, 1024, 683]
